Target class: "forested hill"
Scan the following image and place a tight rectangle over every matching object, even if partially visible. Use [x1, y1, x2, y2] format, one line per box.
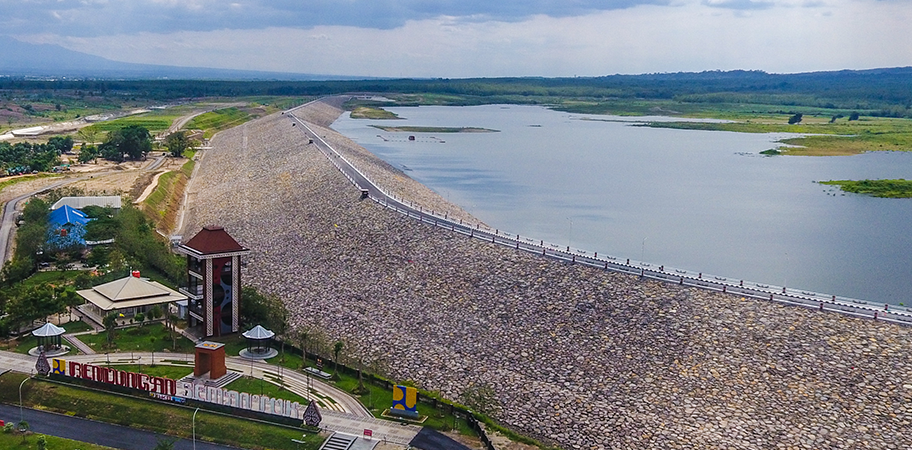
[3, 67, 911, 116]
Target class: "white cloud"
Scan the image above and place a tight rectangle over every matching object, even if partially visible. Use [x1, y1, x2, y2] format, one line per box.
[18, 0, 912, 77]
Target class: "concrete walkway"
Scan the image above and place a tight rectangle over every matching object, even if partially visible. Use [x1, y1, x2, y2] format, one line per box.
[62, 332, 95, 354]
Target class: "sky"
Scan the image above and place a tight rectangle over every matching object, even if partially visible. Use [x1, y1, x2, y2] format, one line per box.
[3, 0, 912, 78]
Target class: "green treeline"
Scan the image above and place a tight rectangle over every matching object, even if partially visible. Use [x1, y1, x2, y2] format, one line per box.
[0, 136, 72, 174]
[2, 67, 911, 117]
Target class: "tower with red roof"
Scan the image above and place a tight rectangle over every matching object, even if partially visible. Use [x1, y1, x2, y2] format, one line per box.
[176, 226, 250, 337]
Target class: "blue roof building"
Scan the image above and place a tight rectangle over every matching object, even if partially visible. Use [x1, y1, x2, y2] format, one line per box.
[47, 205, 92, 249]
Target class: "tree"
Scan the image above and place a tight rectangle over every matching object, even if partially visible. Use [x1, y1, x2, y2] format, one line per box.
[101, 125, 152, 161]
[104, 313, 118, 347]
[240, 286, 287, 332]
[164, 130, 191, 157]
[77, 127, 100, 146]
[296, 327, 310, 369]
[46, 135, 74, 154]
[148, 304, 162, 323]
[788, 113, 803, 125]
[134, 312, 146, 327]
[332, 340, 344, 377]
[165, 310, 178, 350]
[849, 111, 860, 121]
[77, 144, 99, 164]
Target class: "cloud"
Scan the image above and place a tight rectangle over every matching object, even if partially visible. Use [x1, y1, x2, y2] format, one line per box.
[0, 0, 671, 37]
[703, 0, 775, 9]
[8, 0, 912, 77]
[26, 0, 910, 78]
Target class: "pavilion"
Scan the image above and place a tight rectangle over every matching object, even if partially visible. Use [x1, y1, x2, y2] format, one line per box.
[239, 325, 277, 359]
[29, 322, 69, 356]
[76, 272, 186, 326]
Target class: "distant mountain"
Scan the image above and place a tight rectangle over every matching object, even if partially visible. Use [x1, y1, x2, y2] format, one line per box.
[0, 36, 362, 81]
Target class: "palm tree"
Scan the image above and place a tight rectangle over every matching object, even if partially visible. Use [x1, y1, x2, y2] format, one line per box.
[332, 341, 344, 377]
[103, 313, 118, 348]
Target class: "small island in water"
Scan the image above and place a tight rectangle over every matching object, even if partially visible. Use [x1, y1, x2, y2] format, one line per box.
[349, 106, 402, 119]
[370, 125, 498, 133]
[819, 179, 912, 198]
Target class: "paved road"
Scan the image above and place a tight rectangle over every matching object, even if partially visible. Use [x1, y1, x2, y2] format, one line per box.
[0, 178, 74, 263]
[0, 403, 239, 450]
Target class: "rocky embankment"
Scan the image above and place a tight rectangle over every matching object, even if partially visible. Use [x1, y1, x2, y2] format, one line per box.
[183, 100, 912, 450]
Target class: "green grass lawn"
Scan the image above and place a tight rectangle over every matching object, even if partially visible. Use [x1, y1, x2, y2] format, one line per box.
[0, 372, 324, 450]
[79, 109, 185, 136]
[77, 323, 195, 354]
[0, 431, 119, 450]
[100, 363, 194, 380]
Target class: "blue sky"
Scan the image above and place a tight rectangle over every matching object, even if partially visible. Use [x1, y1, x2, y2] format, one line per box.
[4, 0, 911, 77]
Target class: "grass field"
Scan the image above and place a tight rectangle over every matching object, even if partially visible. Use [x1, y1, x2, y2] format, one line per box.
[0, 431, 119, 450]
[76, 322, 195, 354]
[633, 116, 912, 156]
[79, 110, 184, 136]
[184, 107, 263, 139]
[0, 174, 61, 193]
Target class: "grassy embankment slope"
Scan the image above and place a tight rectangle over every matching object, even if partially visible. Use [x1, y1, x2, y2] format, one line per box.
[141, 155, 194, 232]
[140, 105, 267, 231]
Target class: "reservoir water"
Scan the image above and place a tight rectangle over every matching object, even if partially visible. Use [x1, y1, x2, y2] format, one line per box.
[332, 105, 912, 305]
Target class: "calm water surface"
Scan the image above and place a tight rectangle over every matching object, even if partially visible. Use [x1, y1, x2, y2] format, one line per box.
[332, 105, 912, 305]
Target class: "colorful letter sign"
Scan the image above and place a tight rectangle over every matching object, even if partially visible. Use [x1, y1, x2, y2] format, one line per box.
[50, 359, 303, 419]
[391, 385, 418, 418]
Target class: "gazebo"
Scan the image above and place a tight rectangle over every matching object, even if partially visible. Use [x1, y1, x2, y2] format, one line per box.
[30, 322, 68, 356]
[239, 325, 277, 359]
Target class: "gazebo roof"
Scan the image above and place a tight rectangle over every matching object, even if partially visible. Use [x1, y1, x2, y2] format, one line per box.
[242, 325, 275, 340]
[32, 322, 65, 337]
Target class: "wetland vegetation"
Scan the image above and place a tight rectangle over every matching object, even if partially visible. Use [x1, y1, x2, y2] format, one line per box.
[370, 125, 497, 133]
[819, 178, 912, 198]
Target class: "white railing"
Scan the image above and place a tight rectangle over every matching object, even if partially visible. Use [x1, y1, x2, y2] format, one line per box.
[288, 101, 912, 327]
